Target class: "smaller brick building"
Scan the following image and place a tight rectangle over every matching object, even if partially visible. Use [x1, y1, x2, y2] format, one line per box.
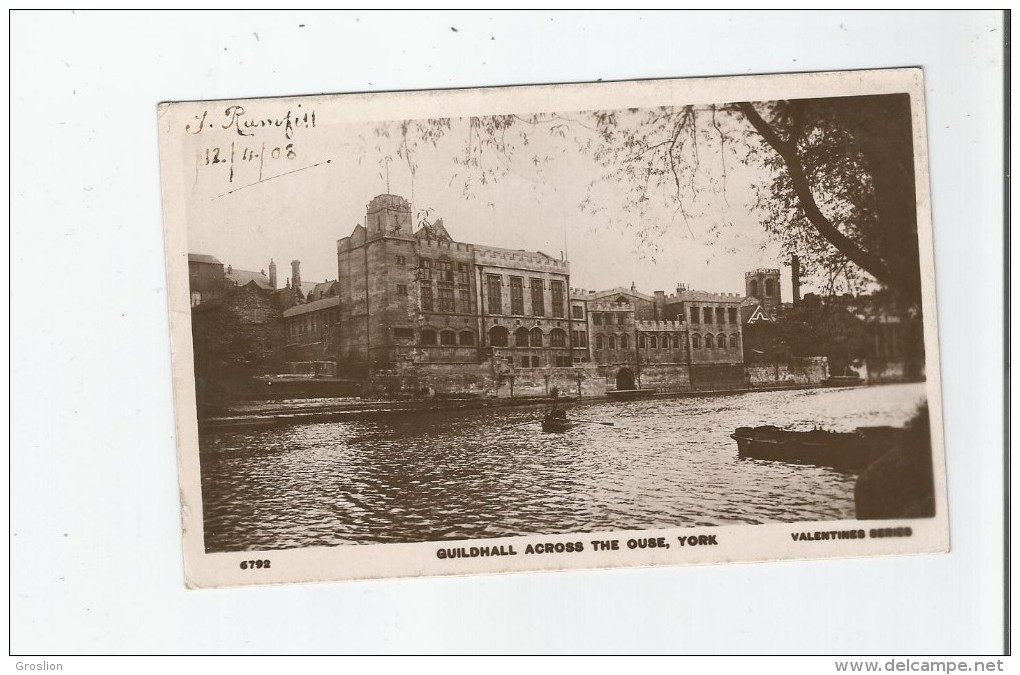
[188, 254, 226, 307]
[283, 296, 341, 365]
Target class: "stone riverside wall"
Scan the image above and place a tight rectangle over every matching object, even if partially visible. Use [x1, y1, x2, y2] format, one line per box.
[746, 356, 829, 386]
[264, 357, 833, 400]
[368, 359, 606, 399]
[633, 364, 691, 392]
[283, 361, 338, 377]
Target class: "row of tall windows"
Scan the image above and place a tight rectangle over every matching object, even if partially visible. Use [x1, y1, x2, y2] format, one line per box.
[484, 276, 565, 318]
[689, 306, 739, 324]
[287, 310, 339, 336]
[487, 326, 568, 347]
[417, 258, 472, 314]
[413, 259, 568, 318]
[418, 329, 476, 346]
[691, 333, 740, 349]
[591, 312, 627, 325]
[593, 334, 632, 350]
[637, 333, 683, 350]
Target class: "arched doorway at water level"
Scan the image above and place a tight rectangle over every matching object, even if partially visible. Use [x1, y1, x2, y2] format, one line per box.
[616, 367, 636, 391]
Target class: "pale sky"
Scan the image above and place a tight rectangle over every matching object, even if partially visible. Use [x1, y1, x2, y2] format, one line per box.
[186, 104, 801, 300]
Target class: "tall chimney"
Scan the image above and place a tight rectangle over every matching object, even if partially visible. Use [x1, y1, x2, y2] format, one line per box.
[291, 260, 301, 292]
[791, 254, 801, 306]
[268, 259, 277, 289]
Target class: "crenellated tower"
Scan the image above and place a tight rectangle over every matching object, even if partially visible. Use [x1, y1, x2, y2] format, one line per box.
[745, 268, 781, 312]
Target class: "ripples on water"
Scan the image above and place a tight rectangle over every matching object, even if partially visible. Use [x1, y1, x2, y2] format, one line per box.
[199, 383, 928, 552]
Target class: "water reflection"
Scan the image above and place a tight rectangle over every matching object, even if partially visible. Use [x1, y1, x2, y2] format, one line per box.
[199, 383, 928, 552]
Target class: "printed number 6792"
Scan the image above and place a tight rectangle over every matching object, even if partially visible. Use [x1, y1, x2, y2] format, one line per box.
[240, 559, 271, 570]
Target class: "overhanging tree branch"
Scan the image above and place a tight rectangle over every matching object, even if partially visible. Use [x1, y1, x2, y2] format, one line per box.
[736, 101, 895, 290]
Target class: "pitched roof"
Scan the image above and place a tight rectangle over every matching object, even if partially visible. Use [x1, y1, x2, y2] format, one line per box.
[428, 218, 453, 240]
[283, 296, 340, 318]
[415, 220, 454, 243]
[188, 253, 222, 265]
[306, 281, 340, 302]
[741, 304, 775, 324]
[586, 286, 657, 303]
[225, 268, 274, 290]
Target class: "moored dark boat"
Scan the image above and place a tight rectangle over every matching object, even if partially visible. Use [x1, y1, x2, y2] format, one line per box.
[731, 425, 894, 472]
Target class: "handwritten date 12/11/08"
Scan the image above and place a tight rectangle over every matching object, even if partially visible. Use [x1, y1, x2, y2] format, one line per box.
[240, 559, 271, 570]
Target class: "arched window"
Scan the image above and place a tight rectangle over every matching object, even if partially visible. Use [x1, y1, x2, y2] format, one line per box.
[717, 333, 727, 349]
[607, 336, 617, 350]
[489, 326, 509, 347]
[514, 327, 530, 347]
[595, 334, 604, 350]
[729, 333, 740, 348]
[705, 334, 715, 349]
[749, 280, 760, 298]
[661, 333, 669, 349]
[671, 334, 681, 349]
[692, 334, 701, 349]
[530, 328, 543, 347]
[648, 335, 657, 349]
[459, 330, 475, 346]
[550, 328, 566, 347]
[620, 334, 630, 350]
[765, 278, 777, 297]
[440, 330, 457, 346]
[638, 334, 646, 349]
[421, 329, 437, 346]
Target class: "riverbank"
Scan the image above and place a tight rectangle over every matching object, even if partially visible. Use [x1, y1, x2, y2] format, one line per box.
[197, 381, 846, 431]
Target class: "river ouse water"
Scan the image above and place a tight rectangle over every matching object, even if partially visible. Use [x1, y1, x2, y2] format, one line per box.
[199, 382, 928, 552]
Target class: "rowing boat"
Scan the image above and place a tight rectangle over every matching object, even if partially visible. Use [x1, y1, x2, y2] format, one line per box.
[541, 418, 575, 433]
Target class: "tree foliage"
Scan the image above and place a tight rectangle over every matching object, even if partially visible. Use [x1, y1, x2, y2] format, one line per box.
[191, 301, 278, 410]
[372, 93, 921, 305]
[774, 299, 871, 375]
[740, 95, 920, 304]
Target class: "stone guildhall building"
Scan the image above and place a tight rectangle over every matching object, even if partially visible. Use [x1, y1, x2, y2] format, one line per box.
[332, 193, 751, 396]
[336, 194, 591, 396]
[192, 192, 935, 399]
[576, 282, 746, 392]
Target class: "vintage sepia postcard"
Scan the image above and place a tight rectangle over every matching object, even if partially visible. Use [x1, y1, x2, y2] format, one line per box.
[158, 69, 948, 588]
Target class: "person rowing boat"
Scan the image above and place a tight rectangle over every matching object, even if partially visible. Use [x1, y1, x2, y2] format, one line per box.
[542, 393, 573, 432]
